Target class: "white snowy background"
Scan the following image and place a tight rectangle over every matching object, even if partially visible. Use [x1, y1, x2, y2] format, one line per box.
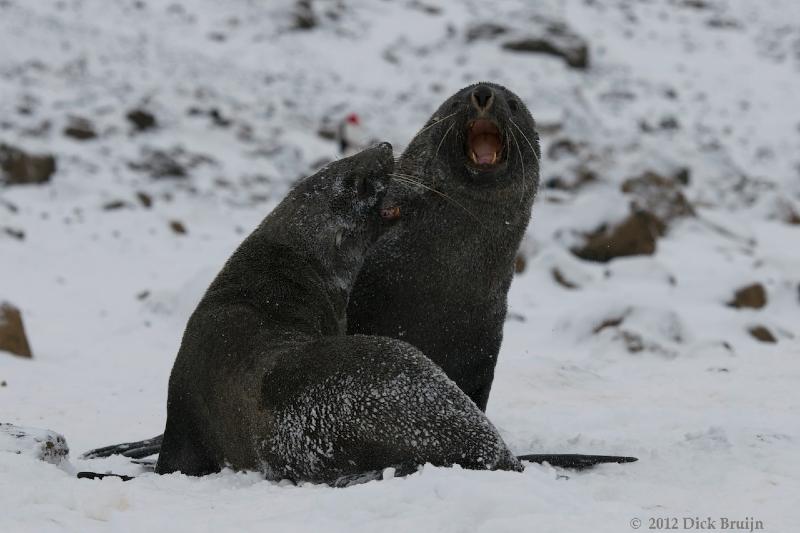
[1, 0, 799, 531]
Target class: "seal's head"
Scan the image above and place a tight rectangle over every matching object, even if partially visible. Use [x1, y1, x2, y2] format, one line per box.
[275, 142, 397, 272]
[392, 82, 540, 216]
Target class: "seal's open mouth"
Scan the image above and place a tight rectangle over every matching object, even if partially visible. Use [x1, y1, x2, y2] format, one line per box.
[466, 119, 504, 168]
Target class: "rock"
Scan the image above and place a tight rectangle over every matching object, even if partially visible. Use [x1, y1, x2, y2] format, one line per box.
[102, 200, 129, 211]
[129, 147, 215, 179]
[621, 169, 695, 225]
[63, 117, 97, 140]
[514, 254, 526, 274]
[0, 424, 69, 465]
[169, 220, 187, 235]
[129, 148, 186, 179]
[572, 210, 665, 263]
[502, 20, 589, 69]
[728, 283, 767, 309]
[0, 302, 33, 358]
[126, 109, 157, 132]
[749, 325, 777, 343]
[772, 198, 800, 225]
[3, 227, 25, 240]
[0, 144, 56, 185]
[465, 23, 509, 42]
[552, 268, 579, 289]
[544, 166, 596, 191]
[136, 191, 153, 208]
[293, 0, 316, 30]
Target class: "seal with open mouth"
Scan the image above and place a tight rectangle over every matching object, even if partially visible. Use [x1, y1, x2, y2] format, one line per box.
[348, 82, 541, 412]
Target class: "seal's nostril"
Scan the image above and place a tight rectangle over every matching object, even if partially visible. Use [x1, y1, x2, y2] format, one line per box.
[471, 85, 494, 111]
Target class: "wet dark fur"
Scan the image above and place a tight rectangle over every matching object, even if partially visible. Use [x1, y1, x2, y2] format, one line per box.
[348, 82, 541, 410]
[82, 86, 637, 472]
[152, 143, 522, 482]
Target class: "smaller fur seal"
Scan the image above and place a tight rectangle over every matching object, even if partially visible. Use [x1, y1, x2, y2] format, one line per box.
[153, 143, 522, 483]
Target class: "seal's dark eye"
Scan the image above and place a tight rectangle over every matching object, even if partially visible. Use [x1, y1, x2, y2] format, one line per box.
[508, 99, 519, 113]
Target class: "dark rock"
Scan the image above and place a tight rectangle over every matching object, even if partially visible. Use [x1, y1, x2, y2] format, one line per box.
[0, 144, 56, 185]
[409, 1, 441, 15]
[573, 211, 665, 263]
[466, 23, 509, 42]
[187, 107, 232, 127]
[129, 149, 187, 178]
[136, 191, 153, 208]
[680, 0, 709, 8]
[3, 227, 25, 240]
[502, 21, 589, 69]
[706, 17, 740, 29]
[293, 0, 317, 30]
[63, 117, 97, 140]
[621, 169, 695, 225]
[544, 167, 596, 191]
[640, 116, 681, 132]
[129, 147, 213, 180]
[102, 200, 129, 211]
[773, 199, 800, 225]
[728, 283, 767, 309]
[0, 302, 33, 358]
[552, 268, 578, 289]
[1, 198, 19, 212]
[513, 254, 526, 274]
[749, 326, 776, 343]
[547, 138, 582, 160]
[169, 220, 187, 235]
[126, 109, 157, 132]
[593, 315, 625, 334]
[209, 108, 232, 128]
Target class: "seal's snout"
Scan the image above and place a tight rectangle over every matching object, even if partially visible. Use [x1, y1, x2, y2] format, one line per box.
[471, 85, 495, 112]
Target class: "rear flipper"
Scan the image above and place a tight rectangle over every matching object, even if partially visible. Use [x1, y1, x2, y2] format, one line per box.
[77, 471, 135, 481]
[80, 434, 163, 459]
[518, 454, 638, 470]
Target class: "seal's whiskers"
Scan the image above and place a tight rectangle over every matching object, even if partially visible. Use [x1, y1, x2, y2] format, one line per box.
[510, 118, 540, 166]
[389, 173, 483, 225]
[508, 126, 527, 207]
[434, 121, 455, 160]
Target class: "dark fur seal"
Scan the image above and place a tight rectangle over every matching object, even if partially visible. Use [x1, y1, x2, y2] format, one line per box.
[348, 82, 540, 411]
[152, 143, 522, 482]
[83, 85, 637, 472]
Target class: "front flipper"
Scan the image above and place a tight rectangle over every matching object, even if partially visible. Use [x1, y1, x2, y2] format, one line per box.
[517, 454, 638, 470]
[81, 434, 163, 459]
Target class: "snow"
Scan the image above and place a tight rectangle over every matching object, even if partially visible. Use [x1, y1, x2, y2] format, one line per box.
[1, 0, 799, 531]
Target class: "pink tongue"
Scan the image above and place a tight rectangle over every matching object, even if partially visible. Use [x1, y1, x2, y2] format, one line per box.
[473, 134, 497, 164]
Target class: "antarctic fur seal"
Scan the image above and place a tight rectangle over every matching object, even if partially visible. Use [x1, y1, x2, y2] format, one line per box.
[153, 143, 522, 482]
[83, 85, 636, 472]
[348, 82, 541, 411]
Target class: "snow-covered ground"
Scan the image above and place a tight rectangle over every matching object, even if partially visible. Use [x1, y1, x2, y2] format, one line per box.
[1, 0, 799, 531]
